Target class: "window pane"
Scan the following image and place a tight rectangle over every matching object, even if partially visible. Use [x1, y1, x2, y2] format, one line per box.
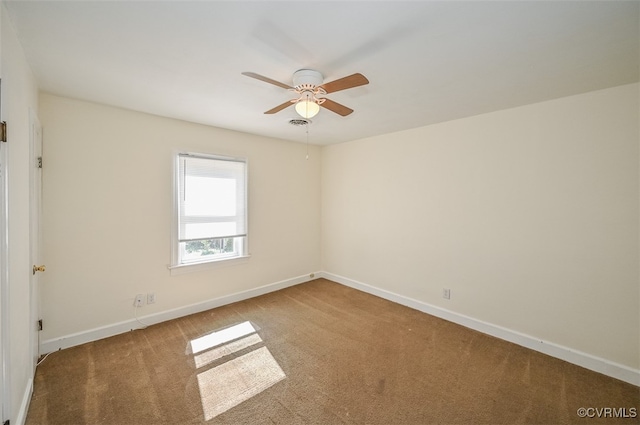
[180, 237, 241, 263]
[175, 154, 248, 266]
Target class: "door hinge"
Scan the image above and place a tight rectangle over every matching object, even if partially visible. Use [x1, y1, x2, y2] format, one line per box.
[37, 156, 43, 169]
[38, 319, 43, 331]
[0, 121, 6, 143]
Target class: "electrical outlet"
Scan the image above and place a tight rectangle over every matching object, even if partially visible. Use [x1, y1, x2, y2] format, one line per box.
[442, 288, 451, 300]
[147, 293, 156, 304]
[134, 294, 145, 307]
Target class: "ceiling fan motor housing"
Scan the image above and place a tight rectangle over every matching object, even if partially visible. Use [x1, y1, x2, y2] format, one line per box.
[293, 69, 323, 89]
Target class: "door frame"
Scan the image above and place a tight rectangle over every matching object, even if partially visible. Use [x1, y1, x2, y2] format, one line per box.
[0, 80, 10, 425]
[0, 140, 8, 425]
[29, 108, 42, 371]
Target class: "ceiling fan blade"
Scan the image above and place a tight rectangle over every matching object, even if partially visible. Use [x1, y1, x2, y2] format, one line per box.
[242, 72, 293, 90]
[320, 73, 369, 94]
[320, 98, 354, 116]
[264, 100, 294, 114]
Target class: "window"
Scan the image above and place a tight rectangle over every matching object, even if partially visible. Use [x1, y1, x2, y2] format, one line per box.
[172, 153, 248, 269]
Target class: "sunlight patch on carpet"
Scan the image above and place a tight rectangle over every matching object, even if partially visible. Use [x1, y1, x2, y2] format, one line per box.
[189, 321, 286, 420]
[194, 333, 263, 369]
[190, 321, 257, 354]
[196, 346, 286, 420]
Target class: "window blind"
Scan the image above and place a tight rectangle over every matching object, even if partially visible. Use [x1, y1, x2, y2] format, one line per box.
[178, 154, 247, 243]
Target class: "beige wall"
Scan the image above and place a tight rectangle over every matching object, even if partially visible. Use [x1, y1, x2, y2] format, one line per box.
[1, 3, 40, 423]
[34, 80, 640, 381]
[39, 94, 321, 340]
[321, 83, 639, 369]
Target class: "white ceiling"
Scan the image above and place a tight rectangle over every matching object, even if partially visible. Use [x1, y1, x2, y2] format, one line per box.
[4, 1, 639, 145]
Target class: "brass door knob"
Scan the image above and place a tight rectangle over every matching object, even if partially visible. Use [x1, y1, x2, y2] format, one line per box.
[33, 265, 46, 275]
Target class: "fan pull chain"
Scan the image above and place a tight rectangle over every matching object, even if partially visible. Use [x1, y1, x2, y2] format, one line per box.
[305, 122, 309, 160]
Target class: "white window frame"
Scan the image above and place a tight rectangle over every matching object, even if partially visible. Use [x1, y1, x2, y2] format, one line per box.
[169, 152, 249, 275]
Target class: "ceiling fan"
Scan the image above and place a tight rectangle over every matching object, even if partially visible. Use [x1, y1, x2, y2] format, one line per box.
[242, 69, 369, 119]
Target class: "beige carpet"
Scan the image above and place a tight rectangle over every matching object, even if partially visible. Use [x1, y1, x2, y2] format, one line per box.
[26, 279, 639, 424]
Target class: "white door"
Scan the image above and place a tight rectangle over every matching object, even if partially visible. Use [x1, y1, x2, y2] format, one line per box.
[29, 110, 43, 371]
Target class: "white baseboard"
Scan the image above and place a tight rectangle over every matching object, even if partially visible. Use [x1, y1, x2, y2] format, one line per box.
[40, 271, 639, 387]
[319, 271, 640, 387]
[15, 377, 33, 425]
[40, 272, 317, 354]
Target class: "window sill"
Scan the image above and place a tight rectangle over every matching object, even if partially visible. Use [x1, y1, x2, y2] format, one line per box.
[168, 254, 250, 276]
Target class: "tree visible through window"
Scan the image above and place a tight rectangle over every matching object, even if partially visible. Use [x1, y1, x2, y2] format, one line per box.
[174, 153, 247, 266]
[185, 238, 235, 256]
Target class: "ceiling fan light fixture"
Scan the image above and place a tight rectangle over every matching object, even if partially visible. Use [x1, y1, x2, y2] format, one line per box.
[243, 69, 368, 117]
[295, 97, 320, 118]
